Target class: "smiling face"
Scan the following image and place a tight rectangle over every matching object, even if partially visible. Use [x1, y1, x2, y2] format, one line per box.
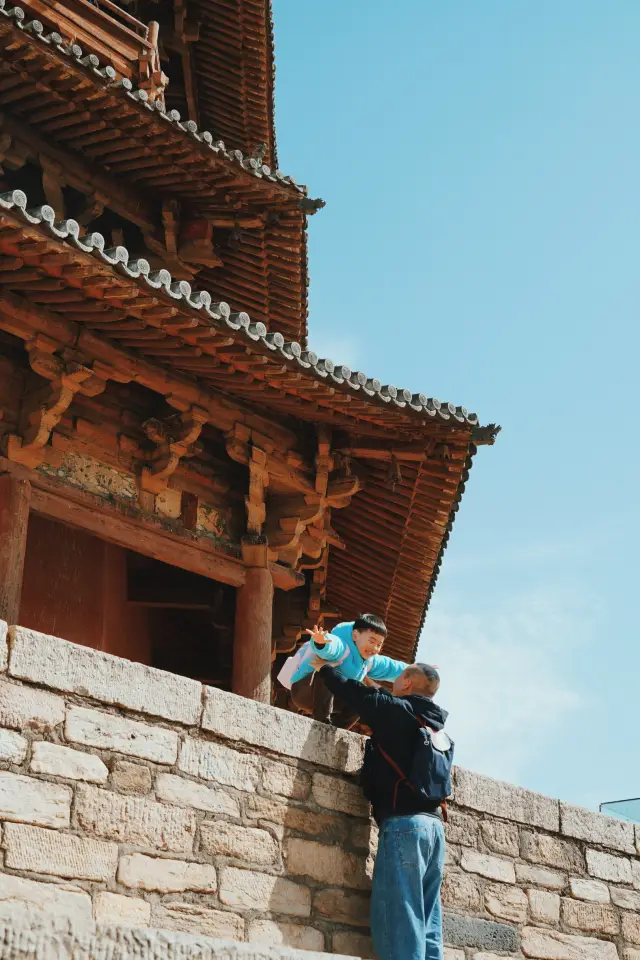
[354, 629, 386, 660]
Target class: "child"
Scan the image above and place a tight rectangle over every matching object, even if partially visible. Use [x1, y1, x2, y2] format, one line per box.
[278, 614, 409, 725]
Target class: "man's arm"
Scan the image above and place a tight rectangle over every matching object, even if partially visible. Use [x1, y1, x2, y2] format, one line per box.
[319, 666, 395, 729]
[367, 654, 409, 683]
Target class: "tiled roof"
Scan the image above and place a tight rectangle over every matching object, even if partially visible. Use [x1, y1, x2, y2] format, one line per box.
[0, 1, 304, 199]
[0, 3, 314, 344]
[0, 189, 487, 432]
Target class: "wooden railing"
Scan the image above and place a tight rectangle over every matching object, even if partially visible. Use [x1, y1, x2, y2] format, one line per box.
[21, 0, 167, 101]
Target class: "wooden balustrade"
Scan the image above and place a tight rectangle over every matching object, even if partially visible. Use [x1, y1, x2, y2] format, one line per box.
[20, 0, 168, 101]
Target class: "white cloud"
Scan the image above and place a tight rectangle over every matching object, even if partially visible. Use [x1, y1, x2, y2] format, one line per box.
[417, 587, 592, 787]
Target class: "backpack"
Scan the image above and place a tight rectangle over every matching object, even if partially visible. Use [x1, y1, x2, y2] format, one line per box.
[363, 712, 454, 821]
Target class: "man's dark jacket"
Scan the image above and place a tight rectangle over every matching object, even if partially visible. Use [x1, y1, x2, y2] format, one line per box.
[320, 665, 449, 825]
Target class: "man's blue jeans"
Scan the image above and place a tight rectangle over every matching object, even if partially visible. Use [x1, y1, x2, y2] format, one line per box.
[370, 813, 446, 960]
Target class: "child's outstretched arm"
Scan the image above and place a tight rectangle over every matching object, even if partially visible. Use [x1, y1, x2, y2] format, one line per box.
[366, 654, 409, 683]
[304, 624, 347, 663]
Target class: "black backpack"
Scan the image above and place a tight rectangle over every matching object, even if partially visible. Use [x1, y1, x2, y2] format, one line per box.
[362, 713, 454, 820]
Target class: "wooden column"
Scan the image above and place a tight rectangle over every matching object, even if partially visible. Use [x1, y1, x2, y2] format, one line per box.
[233, 537, 273, 703]
[0, 473, 31, 624]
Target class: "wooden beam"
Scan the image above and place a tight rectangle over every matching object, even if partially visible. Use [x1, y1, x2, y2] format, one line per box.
[0, 113, 157, 235]
[0, 473, 30, 624]
[31, 485, 246, 587]
[0, 457, 302, 591]
[0, 289, 300, 452]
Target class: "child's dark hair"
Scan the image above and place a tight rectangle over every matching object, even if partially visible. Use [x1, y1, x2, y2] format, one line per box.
[354, 613, 387, 638]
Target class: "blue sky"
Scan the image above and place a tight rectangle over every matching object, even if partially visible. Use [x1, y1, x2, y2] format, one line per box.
[272, 0, 640, 809]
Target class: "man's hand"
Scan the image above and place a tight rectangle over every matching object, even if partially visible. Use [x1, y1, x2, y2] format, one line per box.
[309, 654, 328, 672]
[305, 624, 329, 647]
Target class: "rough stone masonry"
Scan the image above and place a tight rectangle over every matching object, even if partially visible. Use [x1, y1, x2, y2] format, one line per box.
[0, 620, 640, 959]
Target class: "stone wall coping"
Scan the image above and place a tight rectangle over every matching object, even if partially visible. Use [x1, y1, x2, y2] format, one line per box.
[0, 920, 358, 960]
[1, 621, 636, 847]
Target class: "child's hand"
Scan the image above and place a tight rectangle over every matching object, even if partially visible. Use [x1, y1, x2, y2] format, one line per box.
[305, 624, 329, 646]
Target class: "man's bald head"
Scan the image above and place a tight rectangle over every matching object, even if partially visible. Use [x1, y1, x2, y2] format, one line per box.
[392, 663, 440, 698]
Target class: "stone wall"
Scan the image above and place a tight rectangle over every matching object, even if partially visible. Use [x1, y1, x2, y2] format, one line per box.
[0, 620, 639, 960]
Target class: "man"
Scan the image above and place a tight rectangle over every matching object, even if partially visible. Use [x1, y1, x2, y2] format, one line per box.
[313, 658, 449, 960]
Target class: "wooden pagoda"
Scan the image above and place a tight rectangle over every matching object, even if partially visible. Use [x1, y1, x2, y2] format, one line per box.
[0, 0, 499, 706]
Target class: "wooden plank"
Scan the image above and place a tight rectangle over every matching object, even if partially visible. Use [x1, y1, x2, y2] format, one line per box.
[0, 473, 31, 624]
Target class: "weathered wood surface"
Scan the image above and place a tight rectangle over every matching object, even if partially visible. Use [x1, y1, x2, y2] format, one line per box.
[0, 473, 31, 624]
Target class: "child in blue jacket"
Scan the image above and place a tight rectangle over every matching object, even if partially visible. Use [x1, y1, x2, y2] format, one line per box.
[278, 613, 408, 725]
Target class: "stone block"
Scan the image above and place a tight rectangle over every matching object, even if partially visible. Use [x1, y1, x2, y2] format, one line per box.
[178, 737, 260, 791]
[634, 859, 640, 889]
[611, 886, 640, 911]
[285, 837, 370, 889]
[453, 767, 559, 831]
[9, 627, 202, 724]
[484, 883, 528, 923]
[75, 785, 195, 853]
[527, 889, 560, 924]
[156, 773, 239, 817]
[119, 853, 217, 893]
[244, 794, 344, 841]
[200, 821, 279, 865]
[480, 820, 519, 857]
[0, 729, 27, 763]
[313, 888, 370, 927]
[3, 823, 118, 881]
[521, 925, 618, 958]
[445, 809, 479, 848]
[248, 921, 324, 952]
[332, 931, 375, 959]
[110, 760, 153, 794]
[0, 678, 64, 732]
[560, 801, 635, 853]
[153, 903, 244, 940]
[441, 872, 483, 911]
[0, 873, 92, 929]
[443, 914, 519, 952]
[0, 771, 71, 828]
[0, 622, 6, 672]
[622, 910, 640, 945]
[516, 862, 566, 890]
[446, 843, 461, 867]
[262, 759, 311, 801]
[311, 773, 369, 817]
[351, 820, 378, 853]
[460, 850, 515, 884]
[561, 898, 619, 935]
[520, 830, 584, 873]
[202, 685, 364, 773]
[30, 743, 108, 783]
[66, 706, 178, 764]
[570, 878, 611, 903]
[219, 866, 311, 917]
[93, 892, 150, 927]
[586, 847, 633, 883]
